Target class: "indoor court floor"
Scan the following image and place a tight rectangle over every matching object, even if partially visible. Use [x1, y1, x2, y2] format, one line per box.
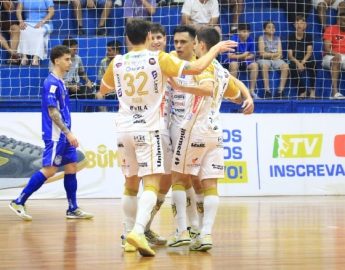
[1, 196, 345, 269]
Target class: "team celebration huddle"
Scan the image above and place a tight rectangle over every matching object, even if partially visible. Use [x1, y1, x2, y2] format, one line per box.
[8, 18, 254, 257]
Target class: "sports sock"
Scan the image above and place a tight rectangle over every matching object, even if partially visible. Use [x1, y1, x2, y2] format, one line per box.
[64, 174, 78, 211]
[201, 187, 219, 237]
[133, 185, 157, 234]
[15, 171, 47, 205]
[145, 193, 166, 232]
[122, 187, 138, 234]
[186, 187, 199, 229]
[172, 184, 187, 233]
[195, 192, 204, 229]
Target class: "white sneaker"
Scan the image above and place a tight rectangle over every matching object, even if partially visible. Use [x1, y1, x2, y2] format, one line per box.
[9, 201, 32, 221]
[332, 92, 345, 99]
[114, 0, 122, 7]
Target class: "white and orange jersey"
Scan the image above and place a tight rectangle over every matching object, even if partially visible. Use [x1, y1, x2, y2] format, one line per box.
[181, 59, 241, 136]
[102, 49, 186, 132]
[168, 51, 196, 127]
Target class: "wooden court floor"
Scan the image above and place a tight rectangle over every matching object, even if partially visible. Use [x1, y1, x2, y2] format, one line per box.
[1, 196, 345, 269]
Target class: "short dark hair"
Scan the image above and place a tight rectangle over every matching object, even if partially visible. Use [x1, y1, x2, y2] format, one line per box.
[50, 45, 70, 64]
[238, 23, 250, 31]
[107, 40, 122, 52]
[151, 23, 166, 36]
[62, 38, 78, 47]
[263, 21, 275, 29]
[295, 15, 306, 22]
[196, 27, 220, 50]
[174, 25, 196, 39]
[125, 19, 152, 45]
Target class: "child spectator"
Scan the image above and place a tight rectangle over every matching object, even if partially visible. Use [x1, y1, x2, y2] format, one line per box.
[322, 13, 345, 99]
[228, 23, 258, 98]
[288, 15, 316, 98]
[258, 21, 289, 98]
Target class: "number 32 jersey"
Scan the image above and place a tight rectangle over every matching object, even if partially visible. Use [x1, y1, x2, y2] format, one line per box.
[102, 49, 186, 132]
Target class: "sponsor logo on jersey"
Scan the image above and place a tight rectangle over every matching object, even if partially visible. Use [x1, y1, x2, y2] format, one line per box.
[134, 135, 145, 143]
[191, 142, 205, 148]
[174, 129, 186, 165]
[155, 131, 162, 167]
[149, 58, 156, 65]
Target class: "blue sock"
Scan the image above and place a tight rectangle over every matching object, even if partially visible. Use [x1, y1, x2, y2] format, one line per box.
[64, 174, 78, 211]
[15, 171, 47, 205]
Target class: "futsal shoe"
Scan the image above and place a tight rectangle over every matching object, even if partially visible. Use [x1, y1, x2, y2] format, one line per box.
[187, 226, 200, 239]
[167, 230, 191, 247]
[0, 135, 88, 189]
[121, 235, 137, 252]
[144, 229, 167, 245]
[8, 201, 32, 221]
[126, 231, 156, 257]
[189, 234, 212, 252]
[66, 208, 94, 219]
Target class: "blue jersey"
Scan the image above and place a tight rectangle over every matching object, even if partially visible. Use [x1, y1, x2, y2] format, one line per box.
[229, 34, 256, 60]
[42, 73, 71, 141]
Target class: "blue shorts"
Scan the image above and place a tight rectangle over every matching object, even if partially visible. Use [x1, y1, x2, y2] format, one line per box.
[42, 140, 77, 167]
[80, 0, 109, 6]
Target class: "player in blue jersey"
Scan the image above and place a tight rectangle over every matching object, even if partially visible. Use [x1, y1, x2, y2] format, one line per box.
[9, 45, 93, 221]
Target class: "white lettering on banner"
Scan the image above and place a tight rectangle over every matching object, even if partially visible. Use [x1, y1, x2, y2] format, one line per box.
[269, 164, 345, 178]
[290, 138, 319, 156]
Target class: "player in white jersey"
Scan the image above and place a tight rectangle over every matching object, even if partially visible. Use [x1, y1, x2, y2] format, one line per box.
[168, 27, 254, 251]
[100, 19, 238, 257]
[166, 25, 205, 247]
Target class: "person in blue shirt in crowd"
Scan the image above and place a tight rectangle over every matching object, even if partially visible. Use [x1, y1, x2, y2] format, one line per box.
[228, 23, 259, 98]
[9, 45, 93, 221]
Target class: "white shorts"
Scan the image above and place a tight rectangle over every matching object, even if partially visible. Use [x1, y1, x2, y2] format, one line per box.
[313, 0, 342, 9]
[171, 129, 224, 180]
[161, 130, 173, 174]
[257, 59, 288, 70]
[117, 130, 165, 177]
[170, 122, 182, 151]
[322, 54, 345, 69]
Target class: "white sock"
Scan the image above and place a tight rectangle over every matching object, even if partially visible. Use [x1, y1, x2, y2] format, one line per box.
[201, 195, 219, 236]
[145, 193, 166, 231]
[172, 190, 187, 233]
[195, 193, 204, 229]
[133, 190, 157, 234]
[186, 187, 198, 229]
[121, 195, 137, 234]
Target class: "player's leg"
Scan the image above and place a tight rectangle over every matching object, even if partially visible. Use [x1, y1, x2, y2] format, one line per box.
[9, 140, 61, 220]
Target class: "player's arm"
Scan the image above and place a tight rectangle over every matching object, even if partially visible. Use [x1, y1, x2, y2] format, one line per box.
[99, 60, 115, 96]
[167, 77, 214, 97]
[225, 75, 254, 114]
[48, 107, 79, 147]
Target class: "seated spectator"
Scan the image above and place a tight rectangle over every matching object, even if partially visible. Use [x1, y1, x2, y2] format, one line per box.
[0, 0, 20, 64]
[123, 0, 156, 23]
[71, 0, 113, 36]
[51, 38, 97, 99]
[313, 0, 345, 29]
[322, 13, 345, 99]
[288, 15, 316, 98]
[258, 21, 289, 98]
[16, 0, 54, 66]
[181, 0, 220, 33]
[97, 40, 122, 100]
[228, 23, 258, 98]
[219, 0, 244, 33]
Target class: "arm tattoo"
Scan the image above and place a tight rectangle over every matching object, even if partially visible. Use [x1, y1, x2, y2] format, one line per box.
[48, 107, 70, 135]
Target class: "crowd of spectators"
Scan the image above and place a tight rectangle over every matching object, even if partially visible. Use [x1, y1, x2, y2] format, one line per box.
[0, 0, 345, 99]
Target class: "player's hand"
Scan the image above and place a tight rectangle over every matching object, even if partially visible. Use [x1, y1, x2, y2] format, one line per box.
[167, 77, 182, 91]
[19, 21, 27, 30]
[34, 21, 45, 28]
[215, 40, 238, 53]
[86, 80, 93, 88]
[66, 132, 79, 148]
[241, 98, 254, 115]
